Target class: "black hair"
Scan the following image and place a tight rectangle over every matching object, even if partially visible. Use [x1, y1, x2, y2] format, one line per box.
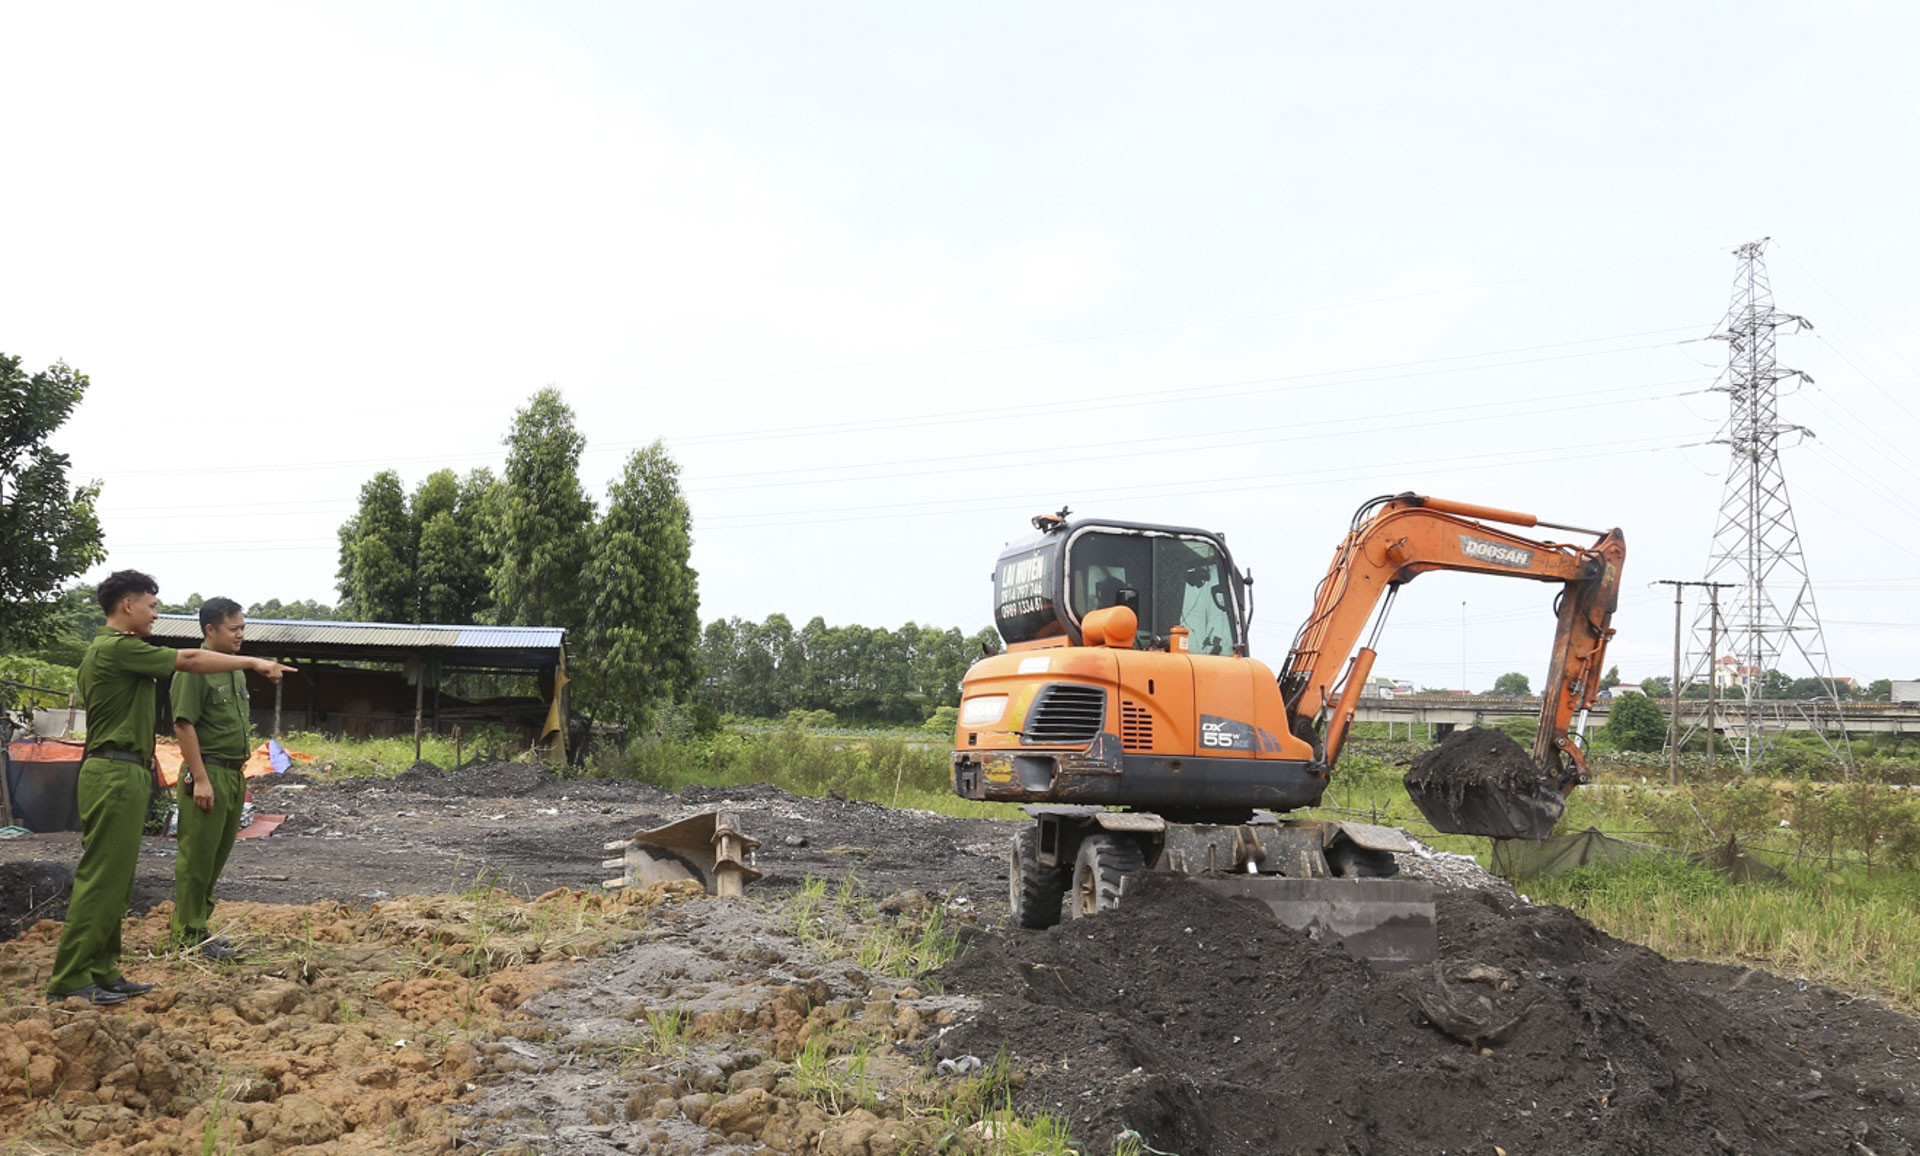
[199, 596, 243, 632]
[97, 570, 160, 615]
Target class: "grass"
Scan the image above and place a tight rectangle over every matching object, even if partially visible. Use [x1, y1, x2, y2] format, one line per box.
[582, 721, 1026, 821]
[1522, 854, 1920, 1008]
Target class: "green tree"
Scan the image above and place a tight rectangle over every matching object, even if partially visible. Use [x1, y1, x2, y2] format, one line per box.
[415, 467, 496, 623]
[1492, 671, 1531, 696]
[1605, 691, 1666, 753]
[577, 441, 700, 726]
[26, 584, 106, 666]
[488, 389, 594, 632]
[0, 355, 104, 649]
[1600, 665, 1621, 691]
[1866, 678, 1893, 702]
[335, 470, 414, 621]
[247, 598, 340, 621]
[1640, 675, 1671, 700]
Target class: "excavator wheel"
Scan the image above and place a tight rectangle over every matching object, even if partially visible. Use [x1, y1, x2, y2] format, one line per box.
[1071, 833, 1146, 919]
[1326, 837, 1400, 879]
[1009, 828, 1069, 929]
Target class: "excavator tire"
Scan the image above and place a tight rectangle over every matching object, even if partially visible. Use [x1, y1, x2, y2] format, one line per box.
[1071, 833, 1146, 919]
[1009, 827, 1069, 929]
[1326, 838, 1400, 879]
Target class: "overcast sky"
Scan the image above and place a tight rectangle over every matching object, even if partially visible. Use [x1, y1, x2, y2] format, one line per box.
[5, 1, 1918, 691]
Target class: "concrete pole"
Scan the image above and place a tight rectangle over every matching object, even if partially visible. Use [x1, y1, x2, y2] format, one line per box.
[1663, 582, 1683, 786]
[1706, 589, 1721, 770]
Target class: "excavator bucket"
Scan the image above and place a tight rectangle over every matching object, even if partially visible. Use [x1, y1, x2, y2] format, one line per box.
[1402, 728, 1566, 841]
[602, 810, 763, 897]
[1405, 776, 1565, 841]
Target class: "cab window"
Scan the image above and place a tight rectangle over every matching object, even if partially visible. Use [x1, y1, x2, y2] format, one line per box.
[1068, 531, 1238, 654]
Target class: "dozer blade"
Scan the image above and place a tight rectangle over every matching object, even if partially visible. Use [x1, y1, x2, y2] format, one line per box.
[1405, 777, 1565, 841]
[1186, 876, 1438, 970]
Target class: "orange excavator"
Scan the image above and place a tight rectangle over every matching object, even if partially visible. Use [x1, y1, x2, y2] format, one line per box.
[950, 492, 1625, 965]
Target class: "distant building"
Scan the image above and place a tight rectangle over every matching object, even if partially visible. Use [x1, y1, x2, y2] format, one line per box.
[1713, 656, 1760, 690]
[1894, 680, 1920, 705]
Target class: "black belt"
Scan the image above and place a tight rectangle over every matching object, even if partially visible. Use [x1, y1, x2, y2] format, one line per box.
[86, 749, 153, 769]
[201, 756, 245, 772]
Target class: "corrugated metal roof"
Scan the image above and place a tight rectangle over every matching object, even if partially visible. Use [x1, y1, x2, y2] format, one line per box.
[150, 615, 563, 651]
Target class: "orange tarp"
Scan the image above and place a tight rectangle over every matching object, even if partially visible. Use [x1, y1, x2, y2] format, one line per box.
[154, 739, 312, 788]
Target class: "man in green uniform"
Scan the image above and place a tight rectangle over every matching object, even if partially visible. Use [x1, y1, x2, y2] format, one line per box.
[170, 596, 253, 959]
[46, 572, 293, 1005]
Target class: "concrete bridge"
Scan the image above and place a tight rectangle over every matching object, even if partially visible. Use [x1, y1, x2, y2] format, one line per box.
[1351, 695, 1920, 735]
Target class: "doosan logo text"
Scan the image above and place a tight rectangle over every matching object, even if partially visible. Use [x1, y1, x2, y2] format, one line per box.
[1459, 535, 1533, 568]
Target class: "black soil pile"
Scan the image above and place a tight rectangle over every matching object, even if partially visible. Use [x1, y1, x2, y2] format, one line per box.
[938, 874, 1920, 1155]
[0, 862, 72, 940]
[1403, 725, 1547, 797]
[313, 760, 674, 804]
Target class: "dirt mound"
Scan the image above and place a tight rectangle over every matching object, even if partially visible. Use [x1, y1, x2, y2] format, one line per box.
[937, 874, 1920, 1155]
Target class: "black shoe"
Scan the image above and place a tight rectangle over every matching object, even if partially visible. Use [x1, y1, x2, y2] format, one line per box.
[47, 984, 130, 1006]
[197, 937, 239, 961]
[100, 977, 154, 997]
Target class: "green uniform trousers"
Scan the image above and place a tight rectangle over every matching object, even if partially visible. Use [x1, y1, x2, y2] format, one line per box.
[46, 758, 153, 995]
[170, 762, 244, 946]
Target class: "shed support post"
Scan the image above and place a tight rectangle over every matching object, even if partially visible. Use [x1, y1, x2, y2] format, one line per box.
[414, 656, 425, 762]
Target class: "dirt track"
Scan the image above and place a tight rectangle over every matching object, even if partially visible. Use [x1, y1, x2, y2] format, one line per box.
[3, 762, 1919, 1154]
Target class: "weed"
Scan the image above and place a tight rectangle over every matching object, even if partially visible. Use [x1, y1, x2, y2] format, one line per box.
[789, 1034, 879, 1114]
[642, 1006, 690, 1057]
[199, 1074, 231, 1156]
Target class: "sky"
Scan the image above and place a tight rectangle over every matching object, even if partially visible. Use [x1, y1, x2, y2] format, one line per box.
[4, 1, 1919, 693]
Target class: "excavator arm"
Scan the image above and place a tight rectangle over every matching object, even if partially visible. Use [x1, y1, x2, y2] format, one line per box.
[1277, 493, 1626, 837]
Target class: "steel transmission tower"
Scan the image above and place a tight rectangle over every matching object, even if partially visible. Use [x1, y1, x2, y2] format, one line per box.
[1683, 238, 1851, 773]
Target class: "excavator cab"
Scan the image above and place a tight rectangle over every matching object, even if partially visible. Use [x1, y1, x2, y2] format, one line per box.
[994, 519, 1248, 656]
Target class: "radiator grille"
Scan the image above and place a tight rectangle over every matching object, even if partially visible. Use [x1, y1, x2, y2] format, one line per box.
[1120, 700, 1154, 751]
[1023, 684, 1106, 745]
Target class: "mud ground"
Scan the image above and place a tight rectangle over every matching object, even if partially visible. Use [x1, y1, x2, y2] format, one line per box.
[3, 761, 1918, 1154]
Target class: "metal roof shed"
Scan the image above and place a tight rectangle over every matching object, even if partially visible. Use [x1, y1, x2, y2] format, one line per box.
[148, 616, 570, 760]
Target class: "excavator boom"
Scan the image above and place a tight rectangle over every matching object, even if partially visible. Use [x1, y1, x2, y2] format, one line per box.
[1280, 493, 1626, 839]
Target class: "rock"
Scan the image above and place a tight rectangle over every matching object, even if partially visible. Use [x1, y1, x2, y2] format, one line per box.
[702, 1087, 775, 1136]
[236, 982, 305, 1025]
[264, 1093, 345, 1147]
[676, 1092, 712, 1124]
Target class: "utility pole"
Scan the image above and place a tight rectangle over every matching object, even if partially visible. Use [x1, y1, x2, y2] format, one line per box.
[1682, 240, 1853, 775]
[1658, 579, 1732, 785]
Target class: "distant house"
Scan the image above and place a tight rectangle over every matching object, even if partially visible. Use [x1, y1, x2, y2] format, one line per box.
[1713, 656, 1760, 690]
[1612, 682, 1643, 698]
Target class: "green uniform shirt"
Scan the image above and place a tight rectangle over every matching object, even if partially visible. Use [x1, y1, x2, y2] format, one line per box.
[77, 628, 178, 757]
[171, 668, 252, 763]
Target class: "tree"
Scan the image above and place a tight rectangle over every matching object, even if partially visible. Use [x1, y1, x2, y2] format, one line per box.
[1640, 675, 1671, 700]
[415, 467, 496, 623]
[1866, 679, 1893, 702]
[1492, 671, 1531, 696]
[1601, 665, 1621, 691]
[335, 470, 414, 621]
[247, 598, 340, 621]
[576, 441, 700, 726]
[0, 355, 104, 649]
[488, 389, 594, 632]
[25, 583, 105, 667]
[1606, 691, 1666, 753]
